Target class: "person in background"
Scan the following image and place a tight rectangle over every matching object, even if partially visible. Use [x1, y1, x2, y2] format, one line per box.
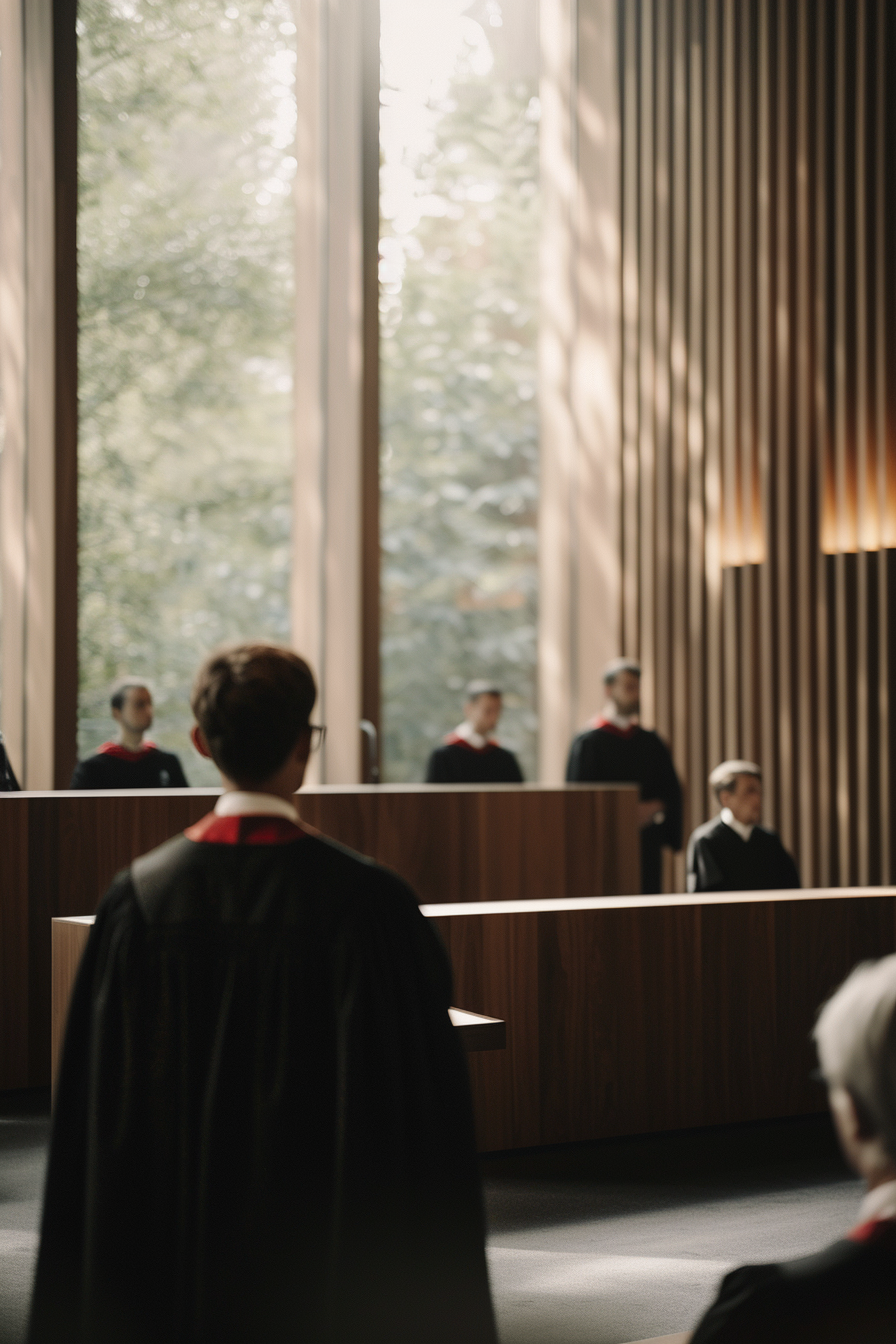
[687, 760, 800, 892]
[30, 643, 496, 1344]
[426, 680, 524, 784]
[690, 955, 896, 1342]
[69, 679, 188, 789]
[565, 658, 682, 894]
[0, 730, 21, 791]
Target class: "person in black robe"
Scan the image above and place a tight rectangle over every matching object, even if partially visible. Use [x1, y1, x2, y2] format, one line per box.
[687, 759, 800, 892]
[426, 680, 524, 784]
[690, 955, 896, 1342]
[69, 679, 188, 788]
[565, 658, 682, 894]
[30, 643, 496, 1344]
[0, 729, 21, 790]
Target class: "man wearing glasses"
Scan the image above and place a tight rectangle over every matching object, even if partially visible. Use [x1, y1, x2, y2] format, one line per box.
[30, 643, 496, 1344]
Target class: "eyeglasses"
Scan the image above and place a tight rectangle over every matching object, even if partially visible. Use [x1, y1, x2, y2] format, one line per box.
[308, 723, 327, 753]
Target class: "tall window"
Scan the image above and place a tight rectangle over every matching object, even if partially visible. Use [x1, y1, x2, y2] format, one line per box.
[379, 0, 540, 781]
[77, 0, 296, 783]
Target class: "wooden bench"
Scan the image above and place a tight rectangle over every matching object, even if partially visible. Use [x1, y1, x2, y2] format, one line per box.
[51, 915, 506, 1086]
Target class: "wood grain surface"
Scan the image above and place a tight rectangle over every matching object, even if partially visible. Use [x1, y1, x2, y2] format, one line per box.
[1, 784, 636, 1088]
[431, 890, 896, 1151]
[39, 887, 896, 1155]
[48, 921, 505, 1093]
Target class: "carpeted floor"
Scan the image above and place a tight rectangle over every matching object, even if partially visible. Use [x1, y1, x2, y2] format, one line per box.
[481, 1115, 861, 1343]
[0, 1093, 860, 1344]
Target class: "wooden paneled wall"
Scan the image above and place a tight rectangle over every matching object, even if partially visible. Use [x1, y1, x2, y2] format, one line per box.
[617, 0, 896, 891]
[0, 784, 637, 1089]
[436, 886, 896, 1151]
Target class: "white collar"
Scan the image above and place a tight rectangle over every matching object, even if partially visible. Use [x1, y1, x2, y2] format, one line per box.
[600, 702, 638, 732]
[858, 1178, 896, 1224]
[453, 720, 495, 751]
[213, 790, 301, 825]
[721, 806, 755, 843]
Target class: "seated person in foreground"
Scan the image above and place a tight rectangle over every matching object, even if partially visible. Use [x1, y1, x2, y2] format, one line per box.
[426, 680, 524, 784]
[69, 679, 188, 789]
[565, 658, 683, 894]
[30, 644, 496, 1344]
[687, 760, 799, 892]
[691, 954, 896, 1343]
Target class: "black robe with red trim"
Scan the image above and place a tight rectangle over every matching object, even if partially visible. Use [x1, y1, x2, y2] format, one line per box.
[28, 815, 496, 1344]
[425, 735, 523, 784]
[565, 720, 683, 894]
[69, 741, 189, 789]
[689, 1217, 896, 1343]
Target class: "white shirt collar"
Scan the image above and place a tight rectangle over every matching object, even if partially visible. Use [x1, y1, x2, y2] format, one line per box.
[453, 720, 495, 751]
[213, 790, 301, 825]
[858, 1178, 896, 1224]
[720, 806, 755, 843]
[599, 702, 638, 732]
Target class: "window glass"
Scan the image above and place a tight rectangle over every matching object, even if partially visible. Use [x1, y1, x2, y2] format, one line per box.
[77, 0, 295, 782]
[379, 0, 540, 781]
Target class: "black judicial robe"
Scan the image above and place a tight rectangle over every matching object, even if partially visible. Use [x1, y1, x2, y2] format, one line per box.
[426, 736, 524, 784]
[28, 814, 497, 1344]
[70, 741, 188, 789]
[690, 1217, 896, 1343]
[565, 722, 683, 894]
[687, 816, 800, 892]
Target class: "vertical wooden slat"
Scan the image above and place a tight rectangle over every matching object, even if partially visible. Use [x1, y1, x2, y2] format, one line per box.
[737, 0, 756, 763]
[774, 0, 794, 853]
[794, 0, 814, 883]
[703, 0, 724, 783]
[638, 0, 657, 725]
[756, 0, 776, 825]
[874, 0, 890, 883]
[669, 0, 689, 891]
[833, 0, 851, 882]
[854, 0, 870, 884]
[653, 0, 672, 753]
[621, 0, 641, 658]
[720, 0, 738, 756]
[687, 0, 707, 828]
[814, 0, 832, 888]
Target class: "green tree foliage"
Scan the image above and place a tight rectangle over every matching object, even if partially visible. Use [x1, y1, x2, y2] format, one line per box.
[380, 23, 539, 780]
[78, 0, 295, 782]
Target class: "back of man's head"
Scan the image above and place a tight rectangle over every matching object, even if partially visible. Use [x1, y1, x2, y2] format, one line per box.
[814, 954, 896, 1160]
[191, 643, 316, 787]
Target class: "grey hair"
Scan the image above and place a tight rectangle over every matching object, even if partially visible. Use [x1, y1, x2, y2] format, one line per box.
[602, 657, 641, 685]
[813, 955, 896, 1160]
[464, 679, 502, 702]
[708, 759, 761, 804]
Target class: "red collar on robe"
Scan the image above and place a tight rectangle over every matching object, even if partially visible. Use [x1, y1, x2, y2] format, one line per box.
[443, 733, 499, 753]
[185, 813, 306, 846]
[848, 1217, 896, 1248]
[591, 717, 639, 740]
[98, 740, 159, 762]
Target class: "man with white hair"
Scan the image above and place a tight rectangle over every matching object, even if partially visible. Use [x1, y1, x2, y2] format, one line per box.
[690, 955, 896, 1341]
[686, 760, 799, 892]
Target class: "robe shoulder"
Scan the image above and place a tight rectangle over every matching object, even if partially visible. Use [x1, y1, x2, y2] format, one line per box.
[69, 747, 188, 790]
[426, 742, 523, 784]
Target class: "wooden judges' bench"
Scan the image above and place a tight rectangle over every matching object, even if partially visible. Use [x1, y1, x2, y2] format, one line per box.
[0, 784, 638, 1092]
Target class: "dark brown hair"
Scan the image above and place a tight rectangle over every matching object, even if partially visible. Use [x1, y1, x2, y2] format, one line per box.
[190, 644, 316, 785]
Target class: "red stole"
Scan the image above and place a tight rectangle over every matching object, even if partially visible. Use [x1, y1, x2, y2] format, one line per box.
[185, 813, 306, 846]
[98, 740, 158, 761]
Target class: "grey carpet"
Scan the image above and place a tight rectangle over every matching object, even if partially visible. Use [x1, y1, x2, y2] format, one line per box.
[0, 1094, 860, 1344]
